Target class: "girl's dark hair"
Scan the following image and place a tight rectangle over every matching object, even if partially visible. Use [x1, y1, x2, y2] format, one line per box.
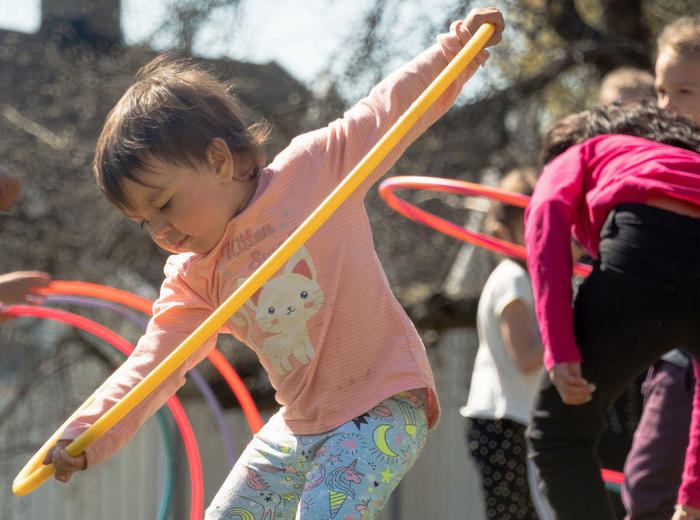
[484, 167, 538, 241]
[94, 53, 270, 210]
[540, 101, 700, 167]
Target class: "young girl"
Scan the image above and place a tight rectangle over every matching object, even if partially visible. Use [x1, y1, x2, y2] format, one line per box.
[461, 168, 549, 520]
[523, 102, 700, 520]
[43, 8, 505, 519]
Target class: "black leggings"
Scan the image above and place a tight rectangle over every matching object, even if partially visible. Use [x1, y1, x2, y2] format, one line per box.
[527, 204, 700, 520]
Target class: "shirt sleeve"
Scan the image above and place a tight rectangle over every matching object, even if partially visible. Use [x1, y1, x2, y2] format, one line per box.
[678, 360, 700, 508]
[525, 144, 588, 371]
[493, 266, 532, 317]
[286, 20, 485, 197]
[60, 264, 219, 467]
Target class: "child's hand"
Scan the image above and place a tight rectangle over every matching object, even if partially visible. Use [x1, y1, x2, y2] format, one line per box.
[461, 7, 505, 65]
[464, 7, 504, 46]
[673, 504, 700, 520]
[43, 439, 87, 483]
[549, 362, 596, 405]
[0, 271, 50, 304]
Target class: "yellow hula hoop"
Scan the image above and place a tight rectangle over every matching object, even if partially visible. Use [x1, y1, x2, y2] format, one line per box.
[13, 22, 495, 496]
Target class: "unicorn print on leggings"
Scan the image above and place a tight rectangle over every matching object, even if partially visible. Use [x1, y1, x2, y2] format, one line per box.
[325, 459, 364, 518]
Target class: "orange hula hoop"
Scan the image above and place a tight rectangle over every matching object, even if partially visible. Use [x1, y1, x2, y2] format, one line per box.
[37, 281, 264, 434]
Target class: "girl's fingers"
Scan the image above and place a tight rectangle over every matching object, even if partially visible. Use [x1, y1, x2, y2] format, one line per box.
[42, 446, 55, 465]
[557, 382, 594, 405]
[475, 49, 490, 67]
[55, 472, 72, 483]
[57, 451, 85, 471]
[550, 369, 587, 387]
[561, 374, 589, 387]
[46, 445, 86, 483]
[560, 390, 589, 405]
[464, 7, 505, 46]
[25, 293, 46, 304]
[551, 366, 596, 404]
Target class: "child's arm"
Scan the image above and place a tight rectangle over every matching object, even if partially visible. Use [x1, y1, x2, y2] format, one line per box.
[525, 143, 595, 404]
[0, 271, 51, 322]
[0, 270, 50, 303]
[283, 8, 504, 194]
[500, 298, 543, 373]
[43, 264, 219, 480]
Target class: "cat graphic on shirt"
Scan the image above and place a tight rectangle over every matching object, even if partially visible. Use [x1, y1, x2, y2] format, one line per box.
[233, 246, 324, 375]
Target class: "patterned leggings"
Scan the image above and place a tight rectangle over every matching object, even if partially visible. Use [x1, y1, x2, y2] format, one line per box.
[205, 390, 428, 520]
[467, 417, 540, 520]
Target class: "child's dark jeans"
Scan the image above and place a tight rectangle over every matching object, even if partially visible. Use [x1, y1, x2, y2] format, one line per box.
[527, 203, 700, 520]
[622, 358, 694, 520]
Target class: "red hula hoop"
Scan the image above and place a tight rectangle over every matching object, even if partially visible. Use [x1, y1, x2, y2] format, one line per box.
[5, 305, 203, 520]
[39, 281, 264, 434]
[601, 468, 625, 485]
[378, 176, 592, 278]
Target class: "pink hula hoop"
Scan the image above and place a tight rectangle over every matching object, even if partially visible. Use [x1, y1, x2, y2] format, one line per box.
[5, 305, 204, 520]
[378, 176, 592, 278]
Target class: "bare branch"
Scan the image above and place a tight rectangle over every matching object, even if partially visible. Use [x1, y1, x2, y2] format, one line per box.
[2, 105, 69, 151]
[546, 0, 602, 42]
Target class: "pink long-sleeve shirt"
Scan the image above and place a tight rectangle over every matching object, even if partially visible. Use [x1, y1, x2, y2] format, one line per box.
[61, 20, 482, 469]
[524, 134, 700, 506]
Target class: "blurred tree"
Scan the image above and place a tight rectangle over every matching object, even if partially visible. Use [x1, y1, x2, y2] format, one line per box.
[145, 0, 244, 53]
[321, 0, 693, 147]
[120, 0, 700, 156]
[41, 0, 122, 47]
[140, 0, 698, 217]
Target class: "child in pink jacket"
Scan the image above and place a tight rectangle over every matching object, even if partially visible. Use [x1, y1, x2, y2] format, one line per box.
[524, 102, 700, 520]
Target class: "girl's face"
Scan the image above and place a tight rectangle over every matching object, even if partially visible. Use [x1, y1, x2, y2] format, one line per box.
[120, 144, 257, 255]
[655, 47, 700, 125]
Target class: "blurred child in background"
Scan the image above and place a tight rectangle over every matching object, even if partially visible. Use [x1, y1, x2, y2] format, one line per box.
[525, 102, 700, 520]
[622, 14, 700, 520]
[598, 67, 656, 106]
[461, 168, 550, 520]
